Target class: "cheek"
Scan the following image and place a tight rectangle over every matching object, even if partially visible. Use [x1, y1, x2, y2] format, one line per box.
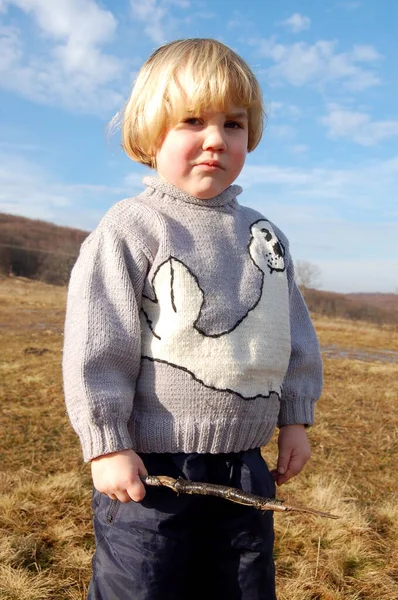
[229, 132, 248, 169]
[177, 138, 197, 162]
[156, 148, 191, 183]
[160, 134, 196, 173]
[167, 150, 191, 175]
[231, 145, 247, 171]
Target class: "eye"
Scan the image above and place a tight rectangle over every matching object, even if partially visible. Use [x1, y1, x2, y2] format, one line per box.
[225, 121, 243, 129]
[260, 228, 273, 242]
[273, 241, 285, 258]
[183, 117, 202, 126]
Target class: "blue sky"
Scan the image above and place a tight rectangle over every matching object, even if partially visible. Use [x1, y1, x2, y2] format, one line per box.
[0, 0, 397, 293]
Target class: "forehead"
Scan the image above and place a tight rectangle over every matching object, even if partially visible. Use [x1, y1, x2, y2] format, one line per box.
[187, 106, 249, 119]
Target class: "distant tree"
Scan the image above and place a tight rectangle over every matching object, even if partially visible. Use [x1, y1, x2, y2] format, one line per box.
[294, 260, 322, 290]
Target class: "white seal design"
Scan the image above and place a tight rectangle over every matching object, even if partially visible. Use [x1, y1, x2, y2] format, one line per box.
[140, 220, 291, 399]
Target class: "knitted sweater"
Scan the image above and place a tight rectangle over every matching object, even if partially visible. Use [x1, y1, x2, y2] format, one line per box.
[63, 177, 323, 461]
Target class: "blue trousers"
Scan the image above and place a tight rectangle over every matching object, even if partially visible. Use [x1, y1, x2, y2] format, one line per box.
[88, 449, 277, 600]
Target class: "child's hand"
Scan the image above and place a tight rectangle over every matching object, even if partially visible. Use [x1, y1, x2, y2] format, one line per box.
[91, 449, 148, 502]
[272, 424, 311, 486]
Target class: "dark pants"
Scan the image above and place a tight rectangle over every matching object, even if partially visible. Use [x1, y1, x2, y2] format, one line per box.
[88, 449, 277, 600]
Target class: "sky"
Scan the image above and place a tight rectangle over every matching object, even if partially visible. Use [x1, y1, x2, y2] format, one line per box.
[0, 0, 397, 294]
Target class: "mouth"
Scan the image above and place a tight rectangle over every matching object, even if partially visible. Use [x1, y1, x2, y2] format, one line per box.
[196, 161, 223, 170]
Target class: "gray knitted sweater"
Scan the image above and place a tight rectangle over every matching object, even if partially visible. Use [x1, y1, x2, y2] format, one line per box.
[63, 177, 323, 461]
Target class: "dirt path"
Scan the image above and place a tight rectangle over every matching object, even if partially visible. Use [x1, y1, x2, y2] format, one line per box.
[321, 344, 398, 363]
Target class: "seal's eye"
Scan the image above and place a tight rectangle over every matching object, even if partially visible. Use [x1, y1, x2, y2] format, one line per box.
[273, 242, 284, 258]
[260, 228, 272, 242]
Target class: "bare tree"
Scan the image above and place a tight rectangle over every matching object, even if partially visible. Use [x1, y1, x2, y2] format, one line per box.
[294, 260, 322, 290]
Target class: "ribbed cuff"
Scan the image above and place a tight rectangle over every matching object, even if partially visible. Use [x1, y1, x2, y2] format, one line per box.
[76, 421, 134, 462]
[277, 396, 315, 428]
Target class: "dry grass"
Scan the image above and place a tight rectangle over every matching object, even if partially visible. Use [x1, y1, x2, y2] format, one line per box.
[314, 315, 397, 352]
[1, 277, 397, 599]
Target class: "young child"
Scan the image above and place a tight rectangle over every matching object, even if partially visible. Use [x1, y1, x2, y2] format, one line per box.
[63, 38, 323, 600]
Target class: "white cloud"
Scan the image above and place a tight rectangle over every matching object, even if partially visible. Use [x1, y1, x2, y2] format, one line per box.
[239, 158, 398, 208]
[10, 0, 117, 46]
[253, 37, 381, 91]
[0, 25, 21, 70]
[268, 101, 301, 119]
[268, 124, 296, 139]
[280, 13, 311, 33]
[289, 144, 308, 155]
[227, 11, 254, 32]
[184, 10, 216, 24]
[0, 0, 125, 113]
[350, 44, 381, 62]
[0, 141, 42, 152]
[130, 0, 189, 44]
[336, 1, 362, 10]
[0, 151, 131, 229]
[168, 0, 190, 6]
[131, 0, 167, 43]
[321, 105, 398, 146]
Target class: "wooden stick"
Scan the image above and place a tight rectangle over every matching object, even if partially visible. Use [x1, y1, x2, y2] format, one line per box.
[141, 475, 339, 519]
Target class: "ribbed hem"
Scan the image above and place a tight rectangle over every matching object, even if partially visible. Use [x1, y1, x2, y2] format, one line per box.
[130, 416, 278, 454]
[77, 422, 134, 462]
[277, 397, 315, 428]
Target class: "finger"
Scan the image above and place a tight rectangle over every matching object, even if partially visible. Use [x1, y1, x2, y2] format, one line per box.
[126, 480, 146, 502]
[275, 471, 293, 486]
[115, 490, 132, 503]
[276, 451, 291, 478]
[275, 467, 296, 485]
[137, 460, 148, 478]
[270, 469, 279, 481]
[277, 456, 306, 485]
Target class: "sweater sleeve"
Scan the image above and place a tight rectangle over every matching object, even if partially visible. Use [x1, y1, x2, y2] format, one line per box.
[276, 234, 323, 427]
[62, 223, 150, 461]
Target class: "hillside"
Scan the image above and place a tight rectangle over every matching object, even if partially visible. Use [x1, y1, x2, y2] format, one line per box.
[304, 288, 398, 325]
[1, 213, 397, 324]
[346, 292, 398, 313]
[0, 213, 88, 253]
[0, 213, 89, 284]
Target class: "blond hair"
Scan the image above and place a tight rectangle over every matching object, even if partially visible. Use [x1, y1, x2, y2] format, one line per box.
[113, 38, 265, 166]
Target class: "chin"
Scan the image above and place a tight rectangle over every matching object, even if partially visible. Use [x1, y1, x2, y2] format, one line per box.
[191, 185, 226, 199]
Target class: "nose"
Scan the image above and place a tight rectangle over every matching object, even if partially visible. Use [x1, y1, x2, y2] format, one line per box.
[202, 126, 227, 152]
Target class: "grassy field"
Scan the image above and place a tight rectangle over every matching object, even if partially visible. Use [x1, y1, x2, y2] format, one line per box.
[1, 277, 397, 600]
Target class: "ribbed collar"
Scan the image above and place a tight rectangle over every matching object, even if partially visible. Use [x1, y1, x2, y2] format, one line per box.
[143, 176, 242, 208]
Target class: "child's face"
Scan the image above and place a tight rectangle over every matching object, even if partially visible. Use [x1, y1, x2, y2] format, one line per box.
[155, 106, 249, 199]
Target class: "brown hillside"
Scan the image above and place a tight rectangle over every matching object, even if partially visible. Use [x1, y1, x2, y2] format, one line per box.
[0, 213, 89, 253]
[0, 213, 89, 284]
[303, 288, 398, 326]
[346, 292, 398, 313]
